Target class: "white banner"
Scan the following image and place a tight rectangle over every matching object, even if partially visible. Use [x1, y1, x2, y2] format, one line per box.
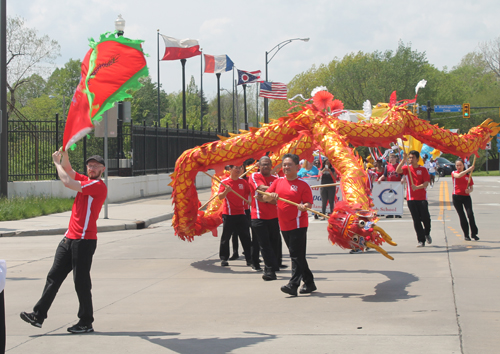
[371, 181, 404, 216]
[304, 178, 342, 213]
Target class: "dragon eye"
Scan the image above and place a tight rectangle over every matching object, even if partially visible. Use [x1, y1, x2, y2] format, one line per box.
[352, 236, 359, 242]
[358, 220, 366, 228]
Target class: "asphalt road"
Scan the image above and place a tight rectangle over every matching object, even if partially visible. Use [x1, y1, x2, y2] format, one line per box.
[1, 176, 499, 354]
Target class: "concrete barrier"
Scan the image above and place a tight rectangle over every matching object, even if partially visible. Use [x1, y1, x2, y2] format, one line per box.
[7, 171, 215, 203]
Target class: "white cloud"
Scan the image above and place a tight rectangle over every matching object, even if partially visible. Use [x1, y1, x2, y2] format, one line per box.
[200, 18, 233, 37]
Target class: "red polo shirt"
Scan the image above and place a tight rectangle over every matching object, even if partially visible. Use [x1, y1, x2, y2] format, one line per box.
[267, 177, 313, 231]
[249, 172, 278, 220]
[452, 171, 474, 196]
[65, 173, 107, 240]
[402, 165, 430, 201]
[218, 177, 250, 215]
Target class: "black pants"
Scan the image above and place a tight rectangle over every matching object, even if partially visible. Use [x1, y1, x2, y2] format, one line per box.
[452, 194, 478, 238]
[1, 291, 5, 354]
[407, 200, 431, 243]
[231, 209, 251, 256]
[220, 214, 252, 262]
[34, 237, 97, 325]
[251, 218, 281, 272]
[282, 227, 314, 288]
[321, 186, 336, 214]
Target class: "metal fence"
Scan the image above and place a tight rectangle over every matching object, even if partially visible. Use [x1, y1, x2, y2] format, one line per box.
[7, 115, 226, 181]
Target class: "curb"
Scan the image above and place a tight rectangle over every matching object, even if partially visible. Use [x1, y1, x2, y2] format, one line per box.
[0, 213, 174, 238]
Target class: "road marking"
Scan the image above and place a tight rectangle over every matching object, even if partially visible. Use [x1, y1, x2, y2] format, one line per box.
[444, 180, 451, 210]
[438, 181, 444, 221]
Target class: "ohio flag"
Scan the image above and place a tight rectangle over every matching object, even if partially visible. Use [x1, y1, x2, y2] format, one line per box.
[237, 69, 261, 85]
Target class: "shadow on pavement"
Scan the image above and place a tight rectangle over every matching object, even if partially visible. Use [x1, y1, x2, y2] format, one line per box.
[190, 259, 260, 274]
[145, 332, 276, 354]
[35, 331, 180, 337]
[313, 269, 419, 302]
[192, 257, 418, 303]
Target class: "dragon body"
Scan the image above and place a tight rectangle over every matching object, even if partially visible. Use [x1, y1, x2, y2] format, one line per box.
[170, 91, 499, 260]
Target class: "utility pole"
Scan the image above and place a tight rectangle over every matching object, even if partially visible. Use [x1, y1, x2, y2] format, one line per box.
[0, 0, 7, 198]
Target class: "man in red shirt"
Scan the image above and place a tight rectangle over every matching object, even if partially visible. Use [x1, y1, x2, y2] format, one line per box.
[397, 150, 431, 247]
[218, 165, 253, 267]
[265, 153, 316, 296]
[21, 151, 107, 334]
[249, 156, 281, 281]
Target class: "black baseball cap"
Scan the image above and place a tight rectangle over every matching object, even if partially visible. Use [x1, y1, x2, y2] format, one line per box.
[86, 155, 105, 166]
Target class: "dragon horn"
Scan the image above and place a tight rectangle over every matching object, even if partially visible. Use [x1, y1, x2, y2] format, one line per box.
[373, 225, 398, 246]
[366, 241, 394, 260]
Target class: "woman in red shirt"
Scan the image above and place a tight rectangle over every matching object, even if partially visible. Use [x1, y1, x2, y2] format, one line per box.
[451, 158, 478, 241]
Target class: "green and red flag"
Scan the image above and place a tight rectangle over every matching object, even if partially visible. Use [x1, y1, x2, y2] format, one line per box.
[63, 31, 148, 151]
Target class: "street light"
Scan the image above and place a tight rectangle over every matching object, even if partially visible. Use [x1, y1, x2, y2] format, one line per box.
[115, 14, 125, 36]
[264, 37, 309, 123]
[49, 94, 67, 122]
[220, 88, 234, 132]
[114, 15, 125, 158]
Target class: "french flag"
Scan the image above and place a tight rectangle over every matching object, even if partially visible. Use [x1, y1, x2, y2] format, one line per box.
[160, 35, 201, 61]
[204, 54, 234, 74]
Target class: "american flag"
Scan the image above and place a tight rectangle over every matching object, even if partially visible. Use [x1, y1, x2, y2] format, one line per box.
[259, 81, 288, 100]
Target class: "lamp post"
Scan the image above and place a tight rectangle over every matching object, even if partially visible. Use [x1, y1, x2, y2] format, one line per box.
[220, 88, 233, 132]
[115, 15, 125, 159]
[49, 94, 67, 122]
[264, 37, 309, 123]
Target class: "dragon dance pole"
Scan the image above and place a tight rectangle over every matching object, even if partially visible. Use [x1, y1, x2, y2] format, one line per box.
[466, 154, 476, 190]
[256, 190, 328, 218]
[311, 183, 340, 189]
[202, 171, 250, 205]
[198, 165, 259, 211]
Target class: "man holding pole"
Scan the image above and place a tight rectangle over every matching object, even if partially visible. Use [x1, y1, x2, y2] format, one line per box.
[218, 165, 253, 267]
[396, 150, 431, 247]
[249, 156, 281, 281]
[20, 151, 107, 333]
[264, 153, 316, 296]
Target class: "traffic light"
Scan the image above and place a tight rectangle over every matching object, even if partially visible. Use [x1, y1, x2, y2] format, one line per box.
[462, 103, 470, 118]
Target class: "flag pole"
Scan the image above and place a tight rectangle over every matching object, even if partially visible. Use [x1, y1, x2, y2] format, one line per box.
[200, 51, 203, 130]
[256, 83, 259, 127]
[232, 67, 235, 133]
[216, 73, 221, 133]
[235, 78, 239, 131]
[157, 30, 161, 124]
[181, 58, 187, 129]
[243, 84, 248, 130]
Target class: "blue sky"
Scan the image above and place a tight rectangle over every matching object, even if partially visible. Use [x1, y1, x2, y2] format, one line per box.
[8, 0, 500, 100]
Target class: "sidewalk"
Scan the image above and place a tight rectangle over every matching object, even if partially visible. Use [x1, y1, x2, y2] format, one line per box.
[0, 189, 213, 237]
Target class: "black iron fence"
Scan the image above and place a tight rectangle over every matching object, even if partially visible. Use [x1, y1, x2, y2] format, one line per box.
[7, 115, 226, 181]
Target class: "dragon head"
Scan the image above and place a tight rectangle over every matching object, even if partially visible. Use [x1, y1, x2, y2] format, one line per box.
[327, 201, 397, 260]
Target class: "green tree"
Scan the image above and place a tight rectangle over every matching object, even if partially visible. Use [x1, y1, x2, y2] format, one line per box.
[7, 16, 60, 112]
[15, 73, 47, 107]
[164, 76, 207, 130]
[269, 41, 430, 118]
[131, 76, 169, 126]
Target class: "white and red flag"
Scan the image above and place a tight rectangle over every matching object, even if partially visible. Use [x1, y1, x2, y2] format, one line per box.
[160, 35, 201, 60]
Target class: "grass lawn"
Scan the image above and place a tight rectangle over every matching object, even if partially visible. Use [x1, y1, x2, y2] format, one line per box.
[471, 170, 500, 176]
[0, 196, 74, 221]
